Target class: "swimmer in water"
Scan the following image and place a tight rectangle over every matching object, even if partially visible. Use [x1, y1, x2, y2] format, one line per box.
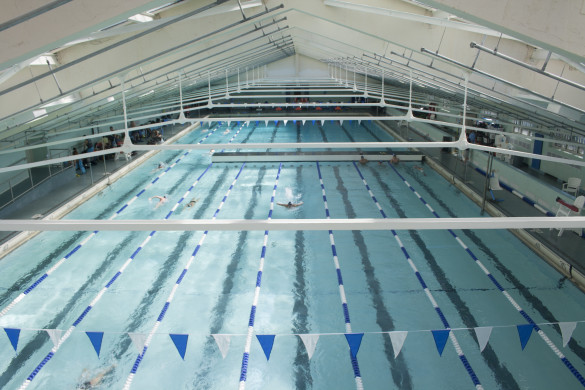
[77, 365, 114, 389]
[209, 149, 215, 155]
[185, 198, 199, 207]
[391, 154, 400, 164]
[359, 155, 368, 165]
[277, 201, 303, 208]
[414, 165, 426, 175]
[149, 195, 168, 209]
[223, 129, 231, 135]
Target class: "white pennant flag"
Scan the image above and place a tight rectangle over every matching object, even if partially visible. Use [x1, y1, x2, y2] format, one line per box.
[474, 327, 492, 352]
[128, 333, 147, 353]
[46, 329, 63, 347]
[559, 322, 577, 347]
[388, 331, 408, 358]
[284, 120, 288, 126]
[299, 334, 319, 360]
[302, 120, 306, 125]
[340, 120, 344, 126]
[212, 334, 231, 359]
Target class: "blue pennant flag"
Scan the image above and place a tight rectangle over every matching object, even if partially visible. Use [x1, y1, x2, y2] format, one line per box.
[431, 330, 450, 356]
[4, 328, 20, 352]
[293, 120, 297, 125]
[344, 333, 364, 358]
[312, 120, 316, 125]
[86, 332, 104, 358]
[170, 334, 189, 360]
[517, 324, 534, 350]
[256, 335, 276, 361]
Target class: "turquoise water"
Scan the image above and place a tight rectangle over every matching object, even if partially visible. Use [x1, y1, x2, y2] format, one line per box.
[0, 121, 584, 389]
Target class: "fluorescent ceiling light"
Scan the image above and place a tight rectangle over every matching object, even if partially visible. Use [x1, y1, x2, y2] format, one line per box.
[129, 14, 154, 23]
[107, 96, 115, 102]
[30, 55, 57, 66]
[33, 109, 47, 118]
[41, 95, 77, 108]
[139, 90, 155, 97]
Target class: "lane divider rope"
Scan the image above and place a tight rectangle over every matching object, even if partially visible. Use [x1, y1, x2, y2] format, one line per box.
[0, 124, 221, 321]
[352, 162, 483, 390]
[123, 163, 246, 390]
[316, 161, 364, 390]
[238, 162, 282, 390]
[390, 163, 585, 387]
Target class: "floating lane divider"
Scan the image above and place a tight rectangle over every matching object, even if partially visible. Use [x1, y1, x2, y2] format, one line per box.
[0, 124, 221, 321]
[390, 163, 585, 387]
[123, 162, 246, 390]
[238, 162, 282, 390]
[17, 159, 218, 390]
[474, 167, 555, 217]
[352, 162, 483, 390]
[316, 162, 364, 390]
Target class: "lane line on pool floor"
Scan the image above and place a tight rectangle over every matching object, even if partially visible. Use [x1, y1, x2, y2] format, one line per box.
[16, 141, 223, 390]
[389, 163, 585, 388]
[0, 123, 221, 321]
[316, 161, 364, 390]
[352, 162, 483, 390]
[123, 162, 247, 390]
[238, 162, 282, 390]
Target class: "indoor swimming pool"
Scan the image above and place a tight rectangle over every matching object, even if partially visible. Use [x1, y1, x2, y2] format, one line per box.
[0, 121, 584, 390]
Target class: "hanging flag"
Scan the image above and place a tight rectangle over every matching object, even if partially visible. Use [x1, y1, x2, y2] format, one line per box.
[128, 333, 147, 353]
[302, 120, 306, 125]
[284, 120, 288, 126]
[474, 327, 492, 352]
[358, 120, 362, 125]
[256, 335, 276, 361]
[431, 330, 450, 356]
[293, 120, 297, 125]
[86, 332, 104, 358]
[298, 334, 319, 360]
[558, 322, 577, 347]
[517, 324, 534, 350]
[312, 120, 316, 125]
[170, 334, 189, 360]
[212, 334, 231, 359]
[46, 329, 63, 348]
[264, 120, 268, 127]
[344, 333, 364, 358]
[340, 120, 344, 126]
[4, 328, 20, 352]
[388, 331, 407, 358]
[320, 120, 325, 126]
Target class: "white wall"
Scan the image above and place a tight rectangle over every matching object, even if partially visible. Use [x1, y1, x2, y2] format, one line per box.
[266, 54, 329, 79]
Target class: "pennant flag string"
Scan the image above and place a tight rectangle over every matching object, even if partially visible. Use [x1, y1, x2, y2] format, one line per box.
[1, 319, 583, 339]
[4, 328, 20, 352]
[170, 334, 189, 360]
[257, 335, 276, 361]
[86, 331, 104, 358]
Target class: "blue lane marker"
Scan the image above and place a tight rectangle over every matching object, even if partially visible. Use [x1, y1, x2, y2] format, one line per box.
[352, 162, 483, 390]
[0, 123, 221, 322]
[390, 163, 585, 388]
[238, 163, 282, 390]
[316, 162, 364, 390]
[17, 150, 219, 389]
[122, 163, 247, 389]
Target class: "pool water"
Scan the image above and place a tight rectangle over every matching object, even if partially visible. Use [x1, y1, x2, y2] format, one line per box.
[0, 121, 584, 390]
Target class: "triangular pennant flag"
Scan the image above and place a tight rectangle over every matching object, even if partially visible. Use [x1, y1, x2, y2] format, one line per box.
[312, 120, 315, 125]
[558, 322, 577, 347]
[358, 120, 362, 125]
[128, 332, 148, 353]
[46, 329, 63, 348]
[4, 328, 20, 352]
[246, 121, 250, 126]
[86, 331, 104, 358]
[293, 120, 297, 124]
[264, 120, 268, 127]
[298, 334, 319, 360]
[302, 120, 306, 125]
[344, 333, 364, 358]
[256, 335, 276, 360]
[517, 324, 534, 350]
[212, 334, 231, 359]
[340, 120, 344, 126]
[320, 120, 325, 126]
[474, 327, 492, 352]
[284, 120, 288, 126]
[227, 121, 231, 127]
[170, 334, 189, 360]
[431, 330, 450, 356]
[388, 331, 407, 358]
